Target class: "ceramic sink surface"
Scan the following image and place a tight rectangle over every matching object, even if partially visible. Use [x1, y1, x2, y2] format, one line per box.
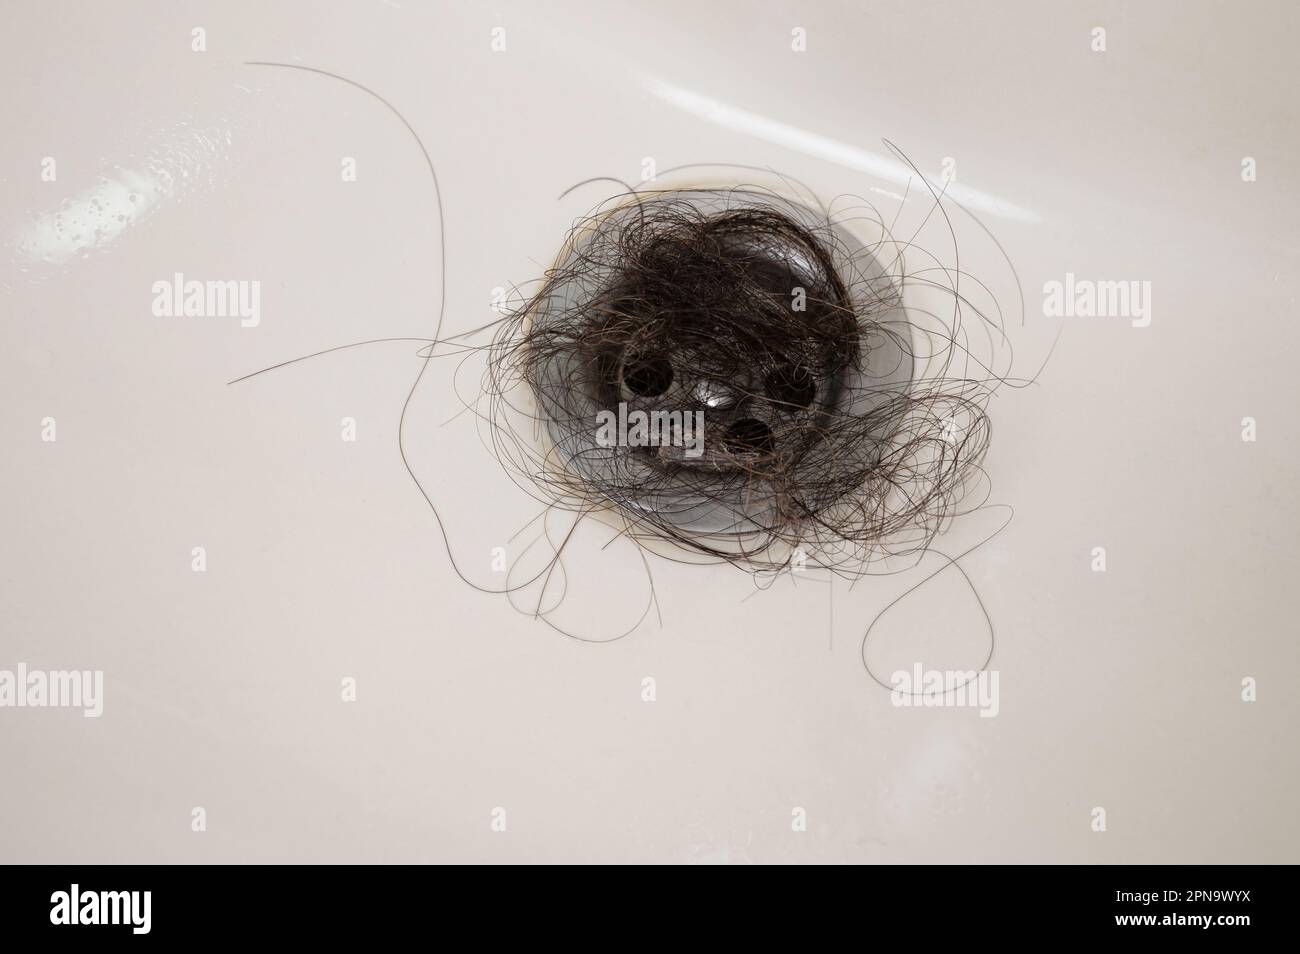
[2, 1, 1297, 863]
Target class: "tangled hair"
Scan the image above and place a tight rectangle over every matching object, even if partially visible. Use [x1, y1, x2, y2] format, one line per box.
[485, 185, 999, 575]
[226, 62, 1024, 660]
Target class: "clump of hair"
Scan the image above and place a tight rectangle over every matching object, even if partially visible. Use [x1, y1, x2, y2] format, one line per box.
[485, 186, 997, 575]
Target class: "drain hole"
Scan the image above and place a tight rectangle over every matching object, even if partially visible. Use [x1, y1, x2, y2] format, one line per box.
[623, 355, 673, 397]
